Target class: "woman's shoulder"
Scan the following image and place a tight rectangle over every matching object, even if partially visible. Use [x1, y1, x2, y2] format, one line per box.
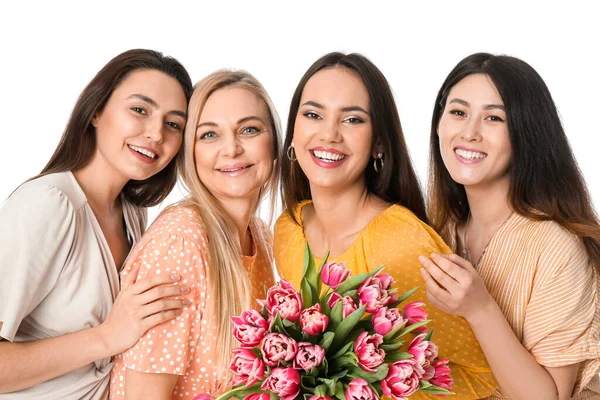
[146, 204, 205, 238]
[512, 213, 584, 253]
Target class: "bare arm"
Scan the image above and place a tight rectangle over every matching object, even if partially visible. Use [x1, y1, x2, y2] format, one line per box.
[124, 369, 179, 400]
[0, 273, 187, 394]
[420, 253, 579, 400]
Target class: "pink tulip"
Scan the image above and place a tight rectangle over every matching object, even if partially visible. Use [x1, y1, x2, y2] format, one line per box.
[258, 279, 303, 322]
[345, 378, 377, 400]
[294, 342, 325, 371]
[299, 304, 329, 336]
[430, 359, 453, 391]
[354, 332, 385, 372]
[232, 309, 269, 347]
[372, 307, 405, 336]
[260, 333, 298, 367]
[408, 333, 436, 377]
[229, 348, 265, 387]
[261, 367, 301, 400]
[328, 293, 358, 318]
[357, 274, 393, 313]
[243, 394, 270, 400]
[381, 359, 421, 399]
[377, 273, 395, 290]
[193, 395, 211, 400]
[402, 302, 428, 333]
[321, 261, 350, 289]
[308, 396, 333, 400]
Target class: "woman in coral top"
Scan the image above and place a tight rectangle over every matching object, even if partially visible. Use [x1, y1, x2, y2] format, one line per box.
[109, 70, 281, 399]
[420, 53, 600, 399]
[274, 52, 496, 399]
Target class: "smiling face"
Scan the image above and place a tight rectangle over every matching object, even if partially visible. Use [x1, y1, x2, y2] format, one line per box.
[293, 67, 376, 192]
[194, 86, 274, 201]
[91, 68, 187, 182]
[437, 73, 512, 189]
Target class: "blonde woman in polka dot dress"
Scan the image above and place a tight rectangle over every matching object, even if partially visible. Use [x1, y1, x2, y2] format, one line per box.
[110, 70, 281, 400]
[275, 52, 497, 399]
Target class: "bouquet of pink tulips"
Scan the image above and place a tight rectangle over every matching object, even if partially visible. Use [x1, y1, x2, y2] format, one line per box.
[209, 245, 453, 400]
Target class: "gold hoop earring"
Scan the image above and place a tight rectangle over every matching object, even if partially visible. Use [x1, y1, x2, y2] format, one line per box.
[287, 144, 297, 161]
[373, 152, 384, 172]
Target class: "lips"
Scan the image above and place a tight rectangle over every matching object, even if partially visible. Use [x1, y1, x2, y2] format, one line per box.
[454, 147, 487, 160]
[128, 144, 159, 159]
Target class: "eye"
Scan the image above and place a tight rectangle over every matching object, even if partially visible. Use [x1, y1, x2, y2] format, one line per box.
[199, 131, 217, 140]
[450, 109, 466, 117]
[241, 126, 261, 135]
[487, 115, 505, 122]
[343, 117, 364, 124]
[131, 106, 148, 115]
[303, 112, 322, 120]
[166, 121, 183, 131]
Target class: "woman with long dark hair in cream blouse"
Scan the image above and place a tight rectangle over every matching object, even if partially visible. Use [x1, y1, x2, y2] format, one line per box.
[420, 53, 600, 399]
[0, 49, 193, 399]
[274, 52, 497, 399]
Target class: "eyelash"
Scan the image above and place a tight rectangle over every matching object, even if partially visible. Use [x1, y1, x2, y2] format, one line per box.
[303, 112, 322, 120]
[449, 109, 505, 122]
[131, 106, 147, 115]
[344, 117, 364, 124]
[241, 126, 261, 135]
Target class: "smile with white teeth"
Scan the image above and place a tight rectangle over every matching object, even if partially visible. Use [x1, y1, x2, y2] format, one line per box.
[455, 148, 487, 160]
[219, 166, 250, 172]
[129, 145, 157, 159]
[312, 150, 346, 162]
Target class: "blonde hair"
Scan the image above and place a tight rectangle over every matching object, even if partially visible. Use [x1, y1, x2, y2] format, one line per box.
[175, 70, 281, 381]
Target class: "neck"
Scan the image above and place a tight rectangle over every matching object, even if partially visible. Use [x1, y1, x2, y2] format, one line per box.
[217, 195, 257, 252]
[465, 175, 512, 228]
[308, 179, 374, 239]
[73, 151, 129, 213]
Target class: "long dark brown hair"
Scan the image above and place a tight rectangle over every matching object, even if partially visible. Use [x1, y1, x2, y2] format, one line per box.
[428, 52, 600, 269]
[280, 52, 427, 223]
[33, 49, 193, 207]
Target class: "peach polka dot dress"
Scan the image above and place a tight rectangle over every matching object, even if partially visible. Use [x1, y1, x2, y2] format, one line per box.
[110, 205, 275, 399]
[274, 201, 497, 400]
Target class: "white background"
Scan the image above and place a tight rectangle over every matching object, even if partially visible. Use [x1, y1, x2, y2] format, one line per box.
[1, 1, 598, 224]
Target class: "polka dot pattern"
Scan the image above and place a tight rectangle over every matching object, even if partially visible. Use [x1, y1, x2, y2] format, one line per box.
[274, 201, 498, 400]
[110, 206, 275, 399]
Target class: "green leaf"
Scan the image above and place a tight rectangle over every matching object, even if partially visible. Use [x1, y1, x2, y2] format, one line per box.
[384, 351, 413, 362]
[424, 328, 434, 342]
[301, 279, 314, 309]
[330, 352, 358, 370]
[394, 319, 431, 339]
[335, 381, 347, 400]
[314, 384, 328, 397]
[328, 299, 344, 331]
[215, 383, 263, 400]
[319, 331, 335, 351]
[329, 341, 355, 360]
[330, 304, 367, 352]
[334, 265, 385, 295]
[395, 286, 420, 304]
[380, 340, 405, 352]
[347, 363, 389, 383]
[382, 319, 408, 342]
[419, 382, 455, 395]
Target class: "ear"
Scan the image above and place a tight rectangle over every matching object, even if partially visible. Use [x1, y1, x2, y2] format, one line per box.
[91, 111, 101, 128]
[371, 142, 384, 158]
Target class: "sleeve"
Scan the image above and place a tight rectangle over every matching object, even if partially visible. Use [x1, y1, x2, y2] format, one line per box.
[0, 184, 76, 341]
[523, 233, 598, 367]
[273, 212, 304, 282]
[374, 212, 497, 399]
[121, 232, 210, 376]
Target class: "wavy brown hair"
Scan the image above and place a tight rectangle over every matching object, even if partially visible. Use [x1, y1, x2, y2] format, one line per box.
[280, 52, 427, 223]
[428, 52, 600, 270]
[31, 49, 193, 207]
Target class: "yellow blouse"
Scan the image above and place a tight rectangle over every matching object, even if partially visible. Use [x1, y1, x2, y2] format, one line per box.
[274, 201, 497, 400]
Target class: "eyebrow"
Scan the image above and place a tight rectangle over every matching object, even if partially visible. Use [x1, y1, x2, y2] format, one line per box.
[128, 94, 187, 118]
[197, 115, 267, 130]
[301, 101, 369, 115]
[449, 98, 505, 111]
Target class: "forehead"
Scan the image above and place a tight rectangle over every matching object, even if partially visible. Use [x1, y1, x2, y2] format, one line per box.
[111, 69, 187, 108]
[301, 67, 369, 108]
[448, 74, 503, 105]
[200, 87, 269, 121]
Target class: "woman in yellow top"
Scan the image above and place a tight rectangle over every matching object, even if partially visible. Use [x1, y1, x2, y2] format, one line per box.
[420, 53, 600, 399]
[274, 52, 496, 399]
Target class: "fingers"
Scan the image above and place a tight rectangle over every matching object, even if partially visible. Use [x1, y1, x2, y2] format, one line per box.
[137, 284, 190, 305]
[130, 273, 182, 295]
[430, 253, 471, 282]
[419, 267, 451, 312]
[142, 309, 183, 331]
[140, 299, 189, 319]
[120, 268, 138, 291]
[418, 255, 459, 292]
[440, 253, 477, 272]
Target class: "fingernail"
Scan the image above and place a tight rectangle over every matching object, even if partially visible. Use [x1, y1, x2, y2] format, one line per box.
[182, 299, 191, 306]
[180, 286, 190, 294]
[175, 309, 182, 315]
[171, 273, 181, 281]
[420, 268, 426, 275]
[418, 256, 425, 262]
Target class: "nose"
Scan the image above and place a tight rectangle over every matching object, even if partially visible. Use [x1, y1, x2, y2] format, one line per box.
[145, 119, 164, 143]
[461, 115, 483, 142]
[222, 132, 243, 157]
[319, 119, 342, 143]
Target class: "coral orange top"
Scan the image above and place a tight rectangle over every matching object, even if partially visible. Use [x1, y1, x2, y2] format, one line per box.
[274, 201, 497, 400]
[110, 205, 275, 400]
